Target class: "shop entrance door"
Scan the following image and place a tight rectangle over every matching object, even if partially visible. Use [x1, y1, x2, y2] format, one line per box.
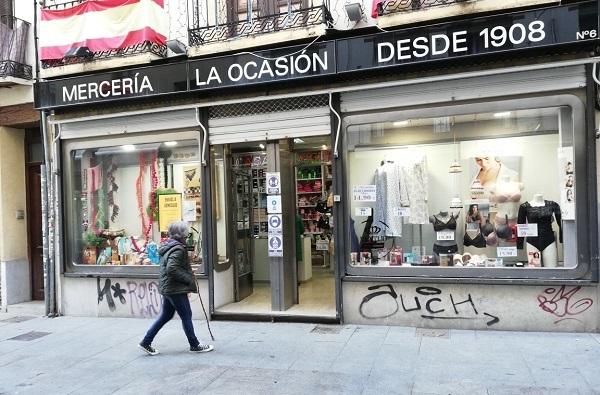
[213, 137, 336, 319]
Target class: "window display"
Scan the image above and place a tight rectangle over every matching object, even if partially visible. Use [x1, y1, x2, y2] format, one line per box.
[68, 139, 201, 267]
[346, 106, 575, 271]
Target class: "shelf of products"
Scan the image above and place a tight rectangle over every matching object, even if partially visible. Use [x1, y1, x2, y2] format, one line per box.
[232, 152, 268, 238]
[295, 149, 333, 235]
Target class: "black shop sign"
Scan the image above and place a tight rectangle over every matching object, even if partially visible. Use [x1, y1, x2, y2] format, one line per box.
[34, 1, 598, 109]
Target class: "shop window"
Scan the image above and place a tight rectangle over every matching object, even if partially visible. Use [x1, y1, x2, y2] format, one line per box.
[346, 106, 578, 273]
[68, 139, 202, 269]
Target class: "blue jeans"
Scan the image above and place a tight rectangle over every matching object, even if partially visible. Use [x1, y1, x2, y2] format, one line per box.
[142, 293, 200, 347]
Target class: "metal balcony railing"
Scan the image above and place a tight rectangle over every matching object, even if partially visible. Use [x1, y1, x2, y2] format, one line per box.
[188, 0, 331, 46]
[378, 0, 469, 17]
[41, 0, 167, 68]
[0, 16, 32, 80]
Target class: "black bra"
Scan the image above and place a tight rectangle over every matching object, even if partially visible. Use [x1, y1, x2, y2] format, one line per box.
[496, 214, 512, 239]
[433, 214, 457, 232]
[481, 217, 494, 236]
[463, 230, 487, 248]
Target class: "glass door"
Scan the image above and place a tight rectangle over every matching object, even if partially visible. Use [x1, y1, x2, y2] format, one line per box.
[232, 170, 253, 301]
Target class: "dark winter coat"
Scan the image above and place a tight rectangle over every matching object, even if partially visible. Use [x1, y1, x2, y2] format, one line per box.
[158, 239, 197, 295]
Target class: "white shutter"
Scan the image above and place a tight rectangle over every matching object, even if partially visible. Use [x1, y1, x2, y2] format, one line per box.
[341, 66, 586, 113]
[56, 109, 197, 139]
[208, 106, 331, 145]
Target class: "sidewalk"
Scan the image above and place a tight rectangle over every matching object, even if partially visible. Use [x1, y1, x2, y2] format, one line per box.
[0, 313, 599, 395]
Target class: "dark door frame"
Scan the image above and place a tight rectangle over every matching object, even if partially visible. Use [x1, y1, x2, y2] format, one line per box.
[25, 128, 44, 301]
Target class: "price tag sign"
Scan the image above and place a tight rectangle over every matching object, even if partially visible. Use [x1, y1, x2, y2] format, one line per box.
[517, 224, 538, 237]
[393, 207, 411, 217]
[436, 231, 455, 241]
[316, 240, 329, 251]
[352, 185, 377, 202]
[355, 207, 372, 217]
[497, 247, 518, 257]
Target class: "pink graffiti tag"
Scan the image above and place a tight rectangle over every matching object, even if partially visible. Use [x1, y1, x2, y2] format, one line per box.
[537, 286, 593, 324]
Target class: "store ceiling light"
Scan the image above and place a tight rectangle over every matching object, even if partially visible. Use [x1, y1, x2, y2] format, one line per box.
[121, 144, 136, 152]
[164, 141, 178, 147]
[259, 143, 265, 149]
[293, 138, 305, 144]
[493, 112, 511, 118]
[321, 145, 328, 150]
[393, 120, 409, 127]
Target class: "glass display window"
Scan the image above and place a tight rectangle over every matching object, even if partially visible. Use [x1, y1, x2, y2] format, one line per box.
[64, 133, 202, 272]
[344, 97, 588, 278]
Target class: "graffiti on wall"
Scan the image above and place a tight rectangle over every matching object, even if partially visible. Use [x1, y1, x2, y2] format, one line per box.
[359, 284, 499, 326]
[97, 278, 163, 317]
[537, 286, 593, 324]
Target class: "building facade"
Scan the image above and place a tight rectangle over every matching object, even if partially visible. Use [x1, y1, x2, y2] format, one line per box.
[34, 0, 600, 331]
[0, 0, 42, 312]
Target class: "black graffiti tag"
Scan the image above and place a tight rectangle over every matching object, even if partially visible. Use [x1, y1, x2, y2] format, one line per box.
[359, 284, 499, 326]
[97, 278, 126, 312]
[359, 284, 398, 319]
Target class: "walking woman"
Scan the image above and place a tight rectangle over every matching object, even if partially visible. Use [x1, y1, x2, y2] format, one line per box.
[139, 221, 214, 355]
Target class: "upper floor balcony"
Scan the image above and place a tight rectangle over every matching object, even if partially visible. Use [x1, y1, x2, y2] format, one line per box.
[373, 0, 559, 29]
[38, 0, 560, 77]
[188, 0, 332, 56]
[0, 16, 33, 86]
[39, 0, 167, 77]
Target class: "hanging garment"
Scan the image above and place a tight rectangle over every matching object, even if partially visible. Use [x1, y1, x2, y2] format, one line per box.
[373, 165, 389, 236]
[401, 155, 429, 224]
[384, 162, 406, 236]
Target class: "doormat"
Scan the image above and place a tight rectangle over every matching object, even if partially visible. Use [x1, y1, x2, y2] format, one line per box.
[1, 316, 36, 323]
[8, 331, 51, 341]
[310, 325, 342, 334]
[415, 328, 449, 338]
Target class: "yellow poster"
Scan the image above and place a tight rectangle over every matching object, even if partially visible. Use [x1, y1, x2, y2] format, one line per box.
[158, 193, 182, 232]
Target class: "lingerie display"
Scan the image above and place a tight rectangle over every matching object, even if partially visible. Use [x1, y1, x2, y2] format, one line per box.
[463, 229, 487, 248]
[495, 214, 517, 241]
[431, 213, 457, 232]
[431, 213, 458, 256]
[355, 144, 571, 268]
[517, 200, 563, 251]
[433, 243, 459, 255]
[492, 184, 522, 203]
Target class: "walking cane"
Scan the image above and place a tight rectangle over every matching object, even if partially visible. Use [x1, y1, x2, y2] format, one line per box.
[194, 274, 215, 341]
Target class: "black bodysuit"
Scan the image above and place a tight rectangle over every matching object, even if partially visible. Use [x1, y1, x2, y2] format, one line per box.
[517, 200, 563, 251]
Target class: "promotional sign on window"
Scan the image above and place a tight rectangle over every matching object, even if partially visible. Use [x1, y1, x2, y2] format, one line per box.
[158, 193, 182, 232]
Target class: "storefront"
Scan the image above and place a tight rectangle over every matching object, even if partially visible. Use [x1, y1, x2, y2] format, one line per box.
[35, 1, 600, 330]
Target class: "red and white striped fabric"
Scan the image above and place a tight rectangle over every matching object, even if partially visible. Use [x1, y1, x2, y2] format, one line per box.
[40, 0, 167, 60]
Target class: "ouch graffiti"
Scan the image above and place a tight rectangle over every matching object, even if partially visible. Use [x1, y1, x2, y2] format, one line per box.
[359, 284, 500, 326]
[97, 278, 162, 318]
[537, 286, 593, 324]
